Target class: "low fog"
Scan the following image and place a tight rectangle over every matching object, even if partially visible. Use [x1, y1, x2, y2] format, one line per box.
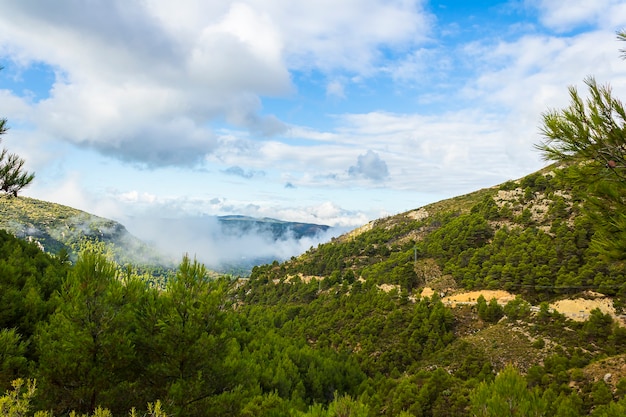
[124, 215, 348, 273]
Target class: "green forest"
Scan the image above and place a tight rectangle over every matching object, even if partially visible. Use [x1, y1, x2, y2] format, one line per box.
[2, 159, 626, 416]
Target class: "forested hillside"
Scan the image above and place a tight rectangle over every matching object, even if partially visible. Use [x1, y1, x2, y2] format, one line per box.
[0, 196, 165, 267]
[273, 164, 625, 302]
[2, 163, 626, 416]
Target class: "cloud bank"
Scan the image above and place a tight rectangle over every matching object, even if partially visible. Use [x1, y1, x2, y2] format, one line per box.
[0, 0, 431, 168]
[125, 215, 346, 272]
[348, 150, 389, 181]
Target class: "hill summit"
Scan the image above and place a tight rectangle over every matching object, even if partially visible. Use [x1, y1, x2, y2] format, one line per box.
[0, 196, 160, 265]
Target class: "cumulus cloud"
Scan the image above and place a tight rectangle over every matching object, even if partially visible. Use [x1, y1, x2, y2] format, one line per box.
[8, 0, 626, 236]
[326, 80, 346, 98]
[0, 0, 432, 168]
[348, 150, 389, 181]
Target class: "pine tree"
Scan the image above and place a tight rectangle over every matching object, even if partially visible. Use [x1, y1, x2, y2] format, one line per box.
[35, 249, 138, 415]
[535, 33, 626, 260]
[136, 255, 237, 416]
[470, 365, 547, 416]
[0, 116, 34, 197]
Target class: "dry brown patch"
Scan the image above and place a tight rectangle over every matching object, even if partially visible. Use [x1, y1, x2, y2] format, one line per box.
[299, 274, 323, 283]
[443, 290, 516, 307]
[550, 298, 616, 322]
[378, 284, 400, 293]
[421, 287, 435, 298]
[344, 222, 374, 240]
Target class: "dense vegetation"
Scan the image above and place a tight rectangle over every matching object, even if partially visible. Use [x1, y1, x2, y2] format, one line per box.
[0, 196, 170, 271]
[3, 37, 626, 414]
[2, 161, 626, 416]
[273, 167, 626, 302]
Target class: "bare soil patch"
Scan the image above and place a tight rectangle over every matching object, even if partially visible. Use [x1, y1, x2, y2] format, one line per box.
[421, 287, 435, 298]
[378, 284, 400, 293]
[441, 290, 516, 307]
[550, 297, 616, 322]
[426, 287, 622, 325]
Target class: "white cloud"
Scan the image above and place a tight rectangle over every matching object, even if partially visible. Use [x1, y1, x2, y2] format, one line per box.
[348, 150, 390, 181]
[527, 0, 626, 32]
[248, 201, 369, 227]
[259, 0, 432, 73]
[222, 165, 265, 179]
[125, 213, 348, 270]
[119, 190, 158, 204]
[25, 172, 126, 220]
[458, 29, 626, 172]
[0, 0, 432, 167]
[5, 0, 626, 244]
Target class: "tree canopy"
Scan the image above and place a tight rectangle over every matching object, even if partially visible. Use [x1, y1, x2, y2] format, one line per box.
[0, 67, 35, 197]
[535, 33, 626, 260]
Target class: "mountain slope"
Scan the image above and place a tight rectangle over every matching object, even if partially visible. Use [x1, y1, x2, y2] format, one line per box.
[243, 163, 626, 372]
[233, 163, 626, 415]
[0, 196, 163, 266]
[264, 164, 624, 301]
[0, 197, 334, 275]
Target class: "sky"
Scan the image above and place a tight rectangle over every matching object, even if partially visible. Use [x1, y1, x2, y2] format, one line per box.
[1, 0, 626, 240]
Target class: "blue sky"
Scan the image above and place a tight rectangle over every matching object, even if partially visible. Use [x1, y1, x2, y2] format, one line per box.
[1, 0, 625, 236]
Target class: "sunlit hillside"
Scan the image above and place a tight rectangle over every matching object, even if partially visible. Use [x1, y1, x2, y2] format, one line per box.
[2, 163, 626, 416]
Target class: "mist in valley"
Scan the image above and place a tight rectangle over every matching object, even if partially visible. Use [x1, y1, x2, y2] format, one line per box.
[124, 215, 348, 273]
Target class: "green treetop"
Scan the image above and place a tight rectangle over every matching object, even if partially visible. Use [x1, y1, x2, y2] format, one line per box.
[535, 33, 626, 260]
[0, 115, 35, 197]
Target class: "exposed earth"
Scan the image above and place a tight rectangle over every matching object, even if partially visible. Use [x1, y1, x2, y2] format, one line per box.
[420, 288, 623, 324]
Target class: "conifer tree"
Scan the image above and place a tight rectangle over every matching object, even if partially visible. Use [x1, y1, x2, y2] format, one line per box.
[470, 365, 547, 416]
[35, 249, 137, 415]
[536, 33, 626, 260]
[0, 91, 35, 197]
[136, 255, 238, 416]
[0, 147, 35, 197]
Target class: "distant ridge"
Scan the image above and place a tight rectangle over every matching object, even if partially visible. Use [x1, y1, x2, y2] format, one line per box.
[217, 215, 330, 240]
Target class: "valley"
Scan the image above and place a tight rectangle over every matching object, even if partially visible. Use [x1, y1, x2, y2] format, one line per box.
[1, 163, 626, 416]
[1, 4, 625, 416]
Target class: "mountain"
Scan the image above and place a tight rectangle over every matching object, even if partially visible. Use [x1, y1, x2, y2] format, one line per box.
[269, 163, 618, 302]
[218, 215, 330, 240]
[0, 196, 164, 266]
[0, 197, 333, 275]
[125, 214, 333, 275]
[238, 162, 626, 409]
[3, 164, 626, 416]
[216, 215, 331, 274]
